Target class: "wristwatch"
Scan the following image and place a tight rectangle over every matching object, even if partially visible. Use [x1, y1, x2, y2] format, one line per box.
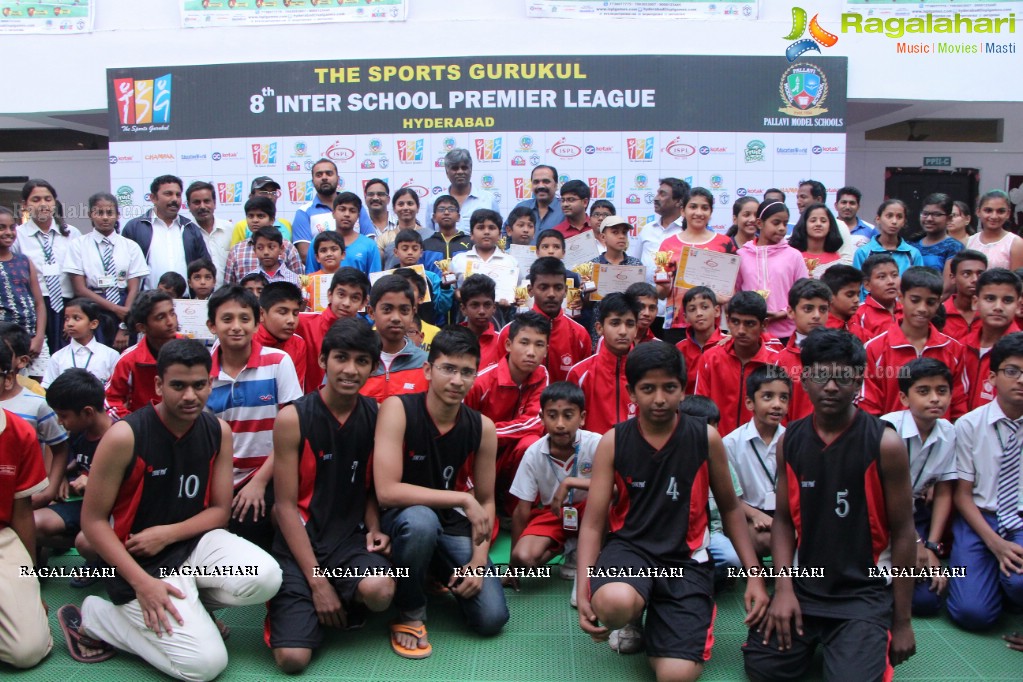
[118, 322, 128, 331]
[923, 540, 943, 554]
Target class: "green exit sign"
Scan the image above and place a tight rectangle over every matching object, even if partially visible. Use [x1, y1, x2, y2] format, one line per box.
[924, 157, 952, 167]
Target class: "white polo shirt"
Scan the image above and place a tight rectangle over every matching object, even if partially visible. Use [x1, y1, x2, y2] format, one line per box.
[881, 410, 956, 499]
[722, 419, 784, 511]
[64, 229, 149, 292]
[509, 430, 601, 507]
[955, 400, 1023, 513]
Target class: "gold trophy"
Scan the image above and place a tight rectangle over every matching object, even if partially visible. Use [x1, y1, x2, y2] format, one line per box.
[436, 259, 458, 286]
[573, 262, 597, 293]
[515, 286, 530, 313]
[565, 288, 582, 317]
[497, 236, 508, 251]
[755, 289, 771, 301]
[803, 257, 820, 273]
[653, 250, 673, 284]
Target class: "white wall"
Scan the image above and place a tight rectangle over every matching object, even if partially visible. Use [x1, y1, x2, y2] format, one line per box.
[0, 0, 1020, 114]
[845, 101, 1023, 216]
[0, 150, 109, 229]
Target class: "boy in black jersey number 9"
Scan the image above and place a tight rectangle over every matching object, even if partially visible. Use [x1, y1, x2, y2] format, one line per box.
[577, 342, 768, 682]
[743, 329, 917, 682]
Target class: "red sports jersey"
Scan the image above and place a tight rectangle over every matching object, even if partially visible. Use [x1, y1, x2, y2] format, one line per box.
[676, 328, 725, 396]
[296, 308, 339, 392]
[777, 337, 813, 422]
[860, 324, 968, 419]
[566, 343, 635, 436]
[105, 336, 183, 418]
[963, 322, 1021, 411]
[0, 410, 48, 530]
[496, 304, 590, 384]
[254, 324, 308, 392]
[462, 321, 503, 371]
[694, 337, 780, 436]
[855, 295, 901, 339]
[941, 296, 978, 342]
[465, 358, 547, 453]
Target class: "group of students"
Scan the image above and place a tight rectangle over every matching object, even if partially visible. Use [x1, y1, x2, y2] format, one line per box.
[1, 171, 1023, 682]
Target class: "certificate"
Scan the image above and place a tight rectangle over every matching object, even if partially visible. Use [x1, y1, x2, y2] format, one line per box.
[174, 299, 214, 341]
[673, 247, 740, 299]
[591, 265, 647, 301]
[467, 261, 519, 303]
[507, 244, 538, 275]
[562, 232, 600, 270]
[307, 274, 334, 312]
[369, 264, 432, 303]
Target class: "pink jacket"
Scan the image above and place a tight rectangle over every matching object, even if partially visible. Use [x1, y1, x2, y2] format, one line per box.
[735, 241, 809, 339]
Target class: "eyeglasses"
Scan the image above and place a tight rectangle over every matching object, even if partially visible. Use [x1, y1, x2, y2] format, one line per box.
[431, 363, 477, 380]
[435, 206, 458, 214]
[366, 192, 389, 198]
[998, 366, 1023, 380]
[920, 211, 947, 219]
[255, 189, 281, 198]
[805, 371, 858, 387]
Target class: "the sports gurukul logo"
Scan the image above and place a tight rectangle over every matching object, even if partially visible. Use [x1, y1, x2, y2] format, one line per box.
[783, 7, 838, 62]
[113, 74, 172, 131]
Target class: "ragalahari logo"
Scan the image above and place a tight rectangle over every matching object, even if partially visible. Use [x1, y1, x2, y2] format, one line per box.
[113, 74, 172, 126]
[783, 7, 838, 62]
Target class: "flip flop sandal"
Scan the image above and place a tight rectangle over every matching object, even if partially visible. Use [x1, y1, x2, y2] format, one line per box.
[57, 604, 116, 663]
[390, 621, 433, 659]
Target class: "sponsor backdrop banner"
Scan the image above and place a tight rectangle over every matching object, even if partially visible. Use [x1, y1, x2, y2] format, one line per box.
[843, 1, 1022, 19]
[107, 55, 846, 231]
[0, 0, 92, 34]
[528, 0, 758, 19]
[181, 0, 406, 27]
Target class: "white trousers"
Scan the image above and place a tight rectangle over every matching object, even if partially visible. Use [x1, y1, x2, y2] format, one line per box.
[0, 526, 52, 668]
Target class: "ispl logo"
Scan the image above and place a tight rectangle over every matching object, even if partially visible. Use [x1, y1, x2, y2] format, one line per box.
[216, 182, 243, 204]
[588, 177, 616, 200]
[397, 139, 424, 163]
[251, 143, 278, 166]
[627, 137, 655, 161]
[514, 178, 533, 200]
[401, 179, 429, 198]
[783, 7, 838, 62]
[474, 138, 502, 162]
[663, 137, 696, 159]
[113, 74, 172, 125]
[288, 181, 315, 203]
[324, 142, 355, 162]
[550, 137, 581, 159]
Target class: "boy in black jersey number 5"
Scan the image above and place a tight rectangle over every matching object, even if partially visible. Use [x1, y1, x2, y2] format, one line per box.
[743, 329, 917, 682]
[578, 342, 769, 682]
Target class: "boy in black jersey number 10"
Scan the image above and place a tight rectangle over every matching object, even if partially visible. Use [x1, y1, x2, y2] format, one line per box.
[743, 329, 917, 682]
[578, 342, 768, 682]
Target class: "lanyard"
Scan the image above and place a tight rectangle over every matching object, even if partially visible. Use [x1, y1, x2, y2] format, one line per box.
[71, 347, 93, 371]
[545, 441, 580, 506]
[749, 440, 776, 486]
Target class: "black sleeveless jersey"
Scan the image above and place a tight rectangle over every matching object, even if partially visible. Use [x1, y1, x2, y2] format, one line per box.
[784, 409, 893, 625]
[107, 405, 222, 604]
[608, 415, 710, 566]
[397, 392, 482, 537]
[273, 392, 378, 561]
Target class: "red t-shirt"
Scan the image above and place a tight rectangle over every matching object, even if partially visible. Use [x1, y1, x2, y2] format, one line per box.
[0, 410, 48, 529]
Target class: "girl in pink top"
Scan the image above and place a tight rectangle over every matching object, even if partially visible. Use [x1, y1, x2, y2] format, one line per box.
[965, 190, 1023, 270]
[655, 187, 736, 329]
[735, 201, 808, 340]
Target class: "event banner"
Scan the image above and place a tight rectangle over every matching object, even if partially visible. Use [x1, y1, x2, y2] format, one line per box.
[844, 0, 1023, 19]
[0, 0, 92, 33]
[107, 55, 846, 232]
[528, 1, 757, 19]
[181, 0, 405, 27]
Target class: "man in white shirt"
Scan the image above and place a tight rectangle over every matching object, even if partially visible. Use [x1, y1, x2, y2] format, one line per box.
[627, 177, 688, 327]
[121, 175, 210, 289]
[423, 149, 499, 233]
[186, 181, 232, 287]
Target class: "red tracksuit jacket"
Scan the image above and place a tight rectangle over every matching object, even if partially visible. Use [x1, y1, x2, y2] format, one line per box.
[942, 297, 978, 342]
[694, 337, 780, 437]
[464, 357, 548, 453]
[254, 324, 308, 391]
[860, 324, 968, 419]
[462, 321, 504, 371]
[825, 314, 869, 343]
[777, 336, 813, 422]
[360, 339, 429, 403]
[497, 305, 591, 384]
[105, 336, 183, 418]
[566, 343, 635, 436]
[963, 322, 1020, 411]
[855, 295, 902, 339]
[296, 308, 338, 392]
[675, 327, 725, 396]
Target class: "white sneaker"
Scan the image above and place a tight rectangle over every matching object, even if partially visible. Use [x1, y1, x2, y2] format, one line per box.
[560, 540, 577, 580]
[608, 623, 644, 655]
[570, 574, 577, 608]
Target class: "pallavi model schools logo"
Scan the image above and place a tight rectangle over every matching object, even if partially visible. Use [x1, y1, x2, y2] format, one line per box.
[779, 63, 829, 117]
[113, 74, 172, 132]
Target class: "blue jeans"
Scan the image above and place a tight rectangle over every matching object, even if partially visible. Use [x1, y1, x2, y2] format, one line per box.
[947, 511, 1023, 630]
[381, 505, 508, 635]
[708, 531, 741, 585]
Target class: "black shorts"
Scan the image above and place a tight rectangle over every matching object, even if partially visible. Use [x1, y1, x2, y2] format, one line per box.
[264, 534, 393, 650]
[47, 499, 83, 534]
[589, 538, 716, 662]
[743, 614, 892, 682]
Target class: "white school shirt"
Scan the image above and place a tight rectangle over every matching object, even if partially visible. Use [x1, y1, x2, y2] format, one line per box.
[509, 430, 601, 507]
[64, 230, 149, 291]
[722, 419, 784, 511]
[449, 247, 521, 289]
[42, 337, 121, 389]
[146, 216, 188, 289]
[197, 218, 233, 288]
[13, 219, 82, 299]
[881, 410, 956, 499]
[955, 400, 1023, 513]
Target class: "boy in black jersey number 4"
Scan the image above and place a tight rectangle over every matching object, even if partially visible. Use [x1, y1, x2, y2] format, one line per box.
[267, 318, 396, 674]
[743, 329, 917, 682]
[578, 342, 769, 682]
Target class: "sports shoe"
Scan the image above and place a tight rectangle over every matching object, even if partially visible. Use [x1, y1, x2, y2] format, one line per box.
[559, 539, 577, 580]
[570, 574, 577, 608]
[608, 622, 644, 654]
